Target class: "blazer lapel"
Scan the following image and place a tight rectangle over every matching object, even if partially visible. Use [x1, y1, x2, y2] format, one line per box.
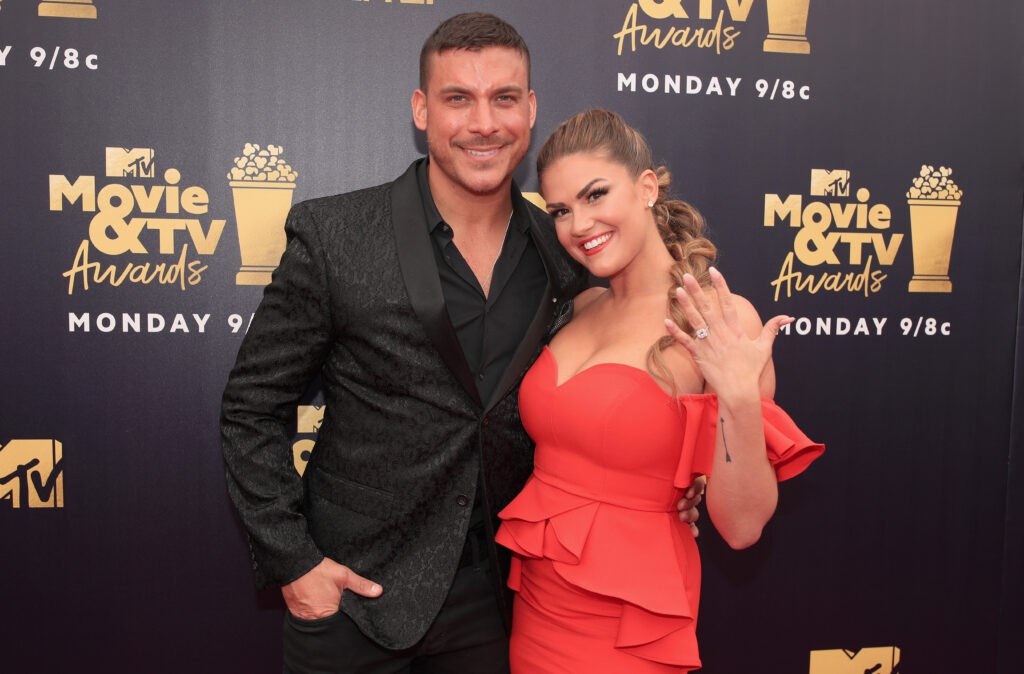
[391, 161, 481, 406]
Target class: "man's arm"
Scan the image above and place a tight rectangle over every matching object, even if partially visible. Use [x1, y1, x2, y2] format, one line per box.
[222, 201, 385, 616]
[221, 200, 336, 589]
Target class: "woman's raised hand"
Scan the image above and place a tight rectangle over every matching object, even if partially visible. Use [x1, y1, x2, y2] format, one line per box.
[664, 267, 792, 399]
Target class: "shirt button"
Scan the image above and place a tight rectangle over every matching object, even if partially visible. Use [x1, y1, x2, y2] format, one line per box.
[456, 495, 469, 507]
[478, 373, 485, 380]
[551, 297, 558, 303]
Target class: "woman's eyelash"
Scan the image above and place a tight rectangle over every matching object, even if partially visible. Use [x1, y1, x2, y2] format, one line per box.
[586, 187, 608, 201]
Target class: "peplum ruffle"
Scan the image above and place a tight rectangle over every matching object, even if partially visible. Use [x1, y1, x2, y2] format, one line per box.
[497, 472, 702, 667]
[497, 384, 824, 669]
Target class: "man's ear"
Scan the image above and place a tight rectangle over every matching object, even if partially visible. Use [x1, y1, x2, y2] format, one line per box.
[528, 90, 537, 129]
[411, 89, 428, 131]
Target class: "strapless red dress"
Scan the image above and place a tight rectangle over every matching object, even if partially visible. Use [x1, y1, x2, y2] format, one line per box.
[495, 346, 824, 673]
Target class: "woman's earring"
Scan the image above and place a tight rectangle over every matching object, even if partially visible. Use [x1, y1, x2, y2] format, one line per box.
[647, 200, 655, 208]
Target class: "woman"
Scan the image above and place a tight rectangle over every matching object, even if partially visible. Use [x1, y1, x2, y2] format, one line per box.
[495, 109, 823, 672]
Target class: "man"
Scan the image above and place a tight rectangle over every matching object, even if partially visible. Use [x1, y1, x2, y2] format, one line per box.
[221, 12, 701, 673]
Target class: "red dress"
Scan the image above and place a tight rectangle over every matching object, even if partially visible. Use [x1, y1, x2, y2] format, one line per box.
[495, 346, 824, 672]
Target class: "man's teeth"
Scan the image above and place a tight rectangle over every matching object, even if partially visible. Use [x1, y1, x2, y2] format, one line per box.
[583, 234, 611, 250]
[467, 148, 497, 156]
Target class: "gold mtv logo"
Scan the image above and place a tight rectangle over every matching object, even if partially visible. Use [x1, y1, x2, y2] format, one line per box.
[0, 439, 64, 508]
[39, 0, 97, 19]
[809, 646, 900, 674]
[106, 147, 155, 178]
[810, 169, 850, 197]
[292, 405, 324, 476]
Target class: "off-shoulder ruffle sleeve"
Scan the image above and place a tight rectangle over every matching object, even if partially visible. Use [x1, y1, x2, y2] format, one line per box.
[760, 398, 825, 481]
[673, 396, 824, 488]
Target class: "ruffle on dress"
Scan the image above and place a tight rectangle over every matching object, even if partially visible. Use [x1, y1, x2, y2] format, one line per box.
[496, 396, 824, 668]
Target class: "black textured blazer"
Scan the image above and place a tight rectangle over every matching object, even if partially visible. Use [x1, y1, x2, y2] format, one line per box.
[221, 159, 586, 649]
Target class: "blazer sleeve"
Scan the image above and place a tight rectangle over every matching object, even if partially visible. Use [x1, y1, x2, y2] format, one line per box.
[220, 199, 333, 589]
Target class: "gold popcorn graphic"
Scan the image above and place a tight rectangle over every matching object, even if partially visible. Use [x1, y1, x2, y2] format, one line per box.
[809, 646, 900, 674]
[809, 169, 850, 197]
[227, 143, 298, 285]
[106, 147, 155, 178]
[906, 164, 962, 293]
[522, 192, 546, 211]
[0, 440, 63, 508]
[764, 0, 811, 54]
[39, 0, 96, 19]
[292, 405, 324, 476]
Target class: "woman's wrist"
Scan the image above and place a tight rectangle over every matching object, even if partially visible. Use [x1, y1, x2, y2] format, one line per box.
[715, 382, 762, 416]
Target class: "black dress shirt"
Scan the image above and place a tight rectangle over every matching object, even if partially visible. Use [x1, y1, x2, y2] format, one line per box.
[416, 160, 547, 541]
[416, 160, 547, 406]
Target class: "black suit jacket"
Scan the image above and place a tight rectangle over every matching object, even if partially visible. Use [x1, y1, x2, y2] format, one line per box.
[221, 159, 585, 649]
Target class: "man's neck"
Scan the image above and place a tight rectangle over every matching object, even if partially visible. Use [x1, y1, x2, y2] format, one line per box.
[428, 171, 515, 233]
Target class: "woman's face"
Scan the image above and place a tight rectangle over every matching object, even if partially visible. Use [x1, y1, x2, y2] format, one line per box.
[540, 152, 658, 279]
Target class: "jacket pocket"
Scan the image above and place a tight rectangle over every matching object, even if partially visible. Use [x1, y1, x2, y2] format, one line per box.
[307, 468, 394, 521]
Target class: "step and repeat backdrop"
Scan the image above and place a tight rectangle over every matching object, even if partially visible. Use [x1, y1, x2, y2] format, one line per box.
[2, 1, 1022, 672]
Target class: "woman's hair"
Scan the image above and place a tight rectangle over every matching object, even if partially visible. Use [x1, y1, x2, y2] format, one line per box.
[536, 109, 717, 388]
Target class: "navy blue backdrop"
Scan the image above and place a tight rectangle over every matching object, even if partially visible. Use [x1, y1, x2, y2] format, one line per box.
[1, 1, 1021, 672]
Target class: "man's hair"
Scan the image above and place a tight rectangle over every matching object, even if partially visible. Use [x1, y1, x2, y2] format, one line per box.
[419, 12, 531, 89]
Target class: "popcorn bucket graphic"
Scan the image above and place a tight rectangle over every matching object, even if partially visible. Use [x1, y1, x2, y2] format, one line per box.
[907, 199, 960, 293]
[229, 181, 295, 285]
[227, 143, 298, 285]
[764, 0, 811, 54]
[905, 165, 962, 293]
[38, 0, 97, 19]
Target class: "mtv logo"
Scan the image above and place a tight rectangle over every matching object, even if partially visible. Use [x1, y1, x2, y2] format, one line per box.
[809, 646, 900, 674]
[292, 405, 325, 476]
[297, 405, 325, 434]
[292, 439, 314, 476]
[810, 169, 851, 197]
[106, 147, 155, 178]
[0, 439, 64, 508]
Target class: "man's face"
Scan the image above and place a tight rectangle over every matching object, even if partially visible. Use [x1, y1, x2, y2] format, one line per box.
[412, 47, 536, 202]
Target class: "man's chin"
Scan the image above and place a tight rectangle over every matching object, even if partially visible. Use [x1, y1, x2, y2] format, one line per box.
[459, 168, 516, 197]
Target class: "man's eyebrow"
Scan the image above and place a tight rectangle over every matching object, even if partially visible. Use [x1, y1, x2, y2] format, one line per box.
[437, 84, 526, 95]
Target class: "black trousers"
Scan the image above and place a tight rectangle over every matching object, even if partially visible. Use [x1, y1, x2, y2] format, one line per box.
[282, 561, 510, 674]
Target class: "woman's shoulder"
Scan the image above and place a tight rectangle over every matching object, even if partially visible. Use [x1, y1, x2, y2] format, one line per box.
[550, 287, 606, 349]
[572, 286, 607, 315]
